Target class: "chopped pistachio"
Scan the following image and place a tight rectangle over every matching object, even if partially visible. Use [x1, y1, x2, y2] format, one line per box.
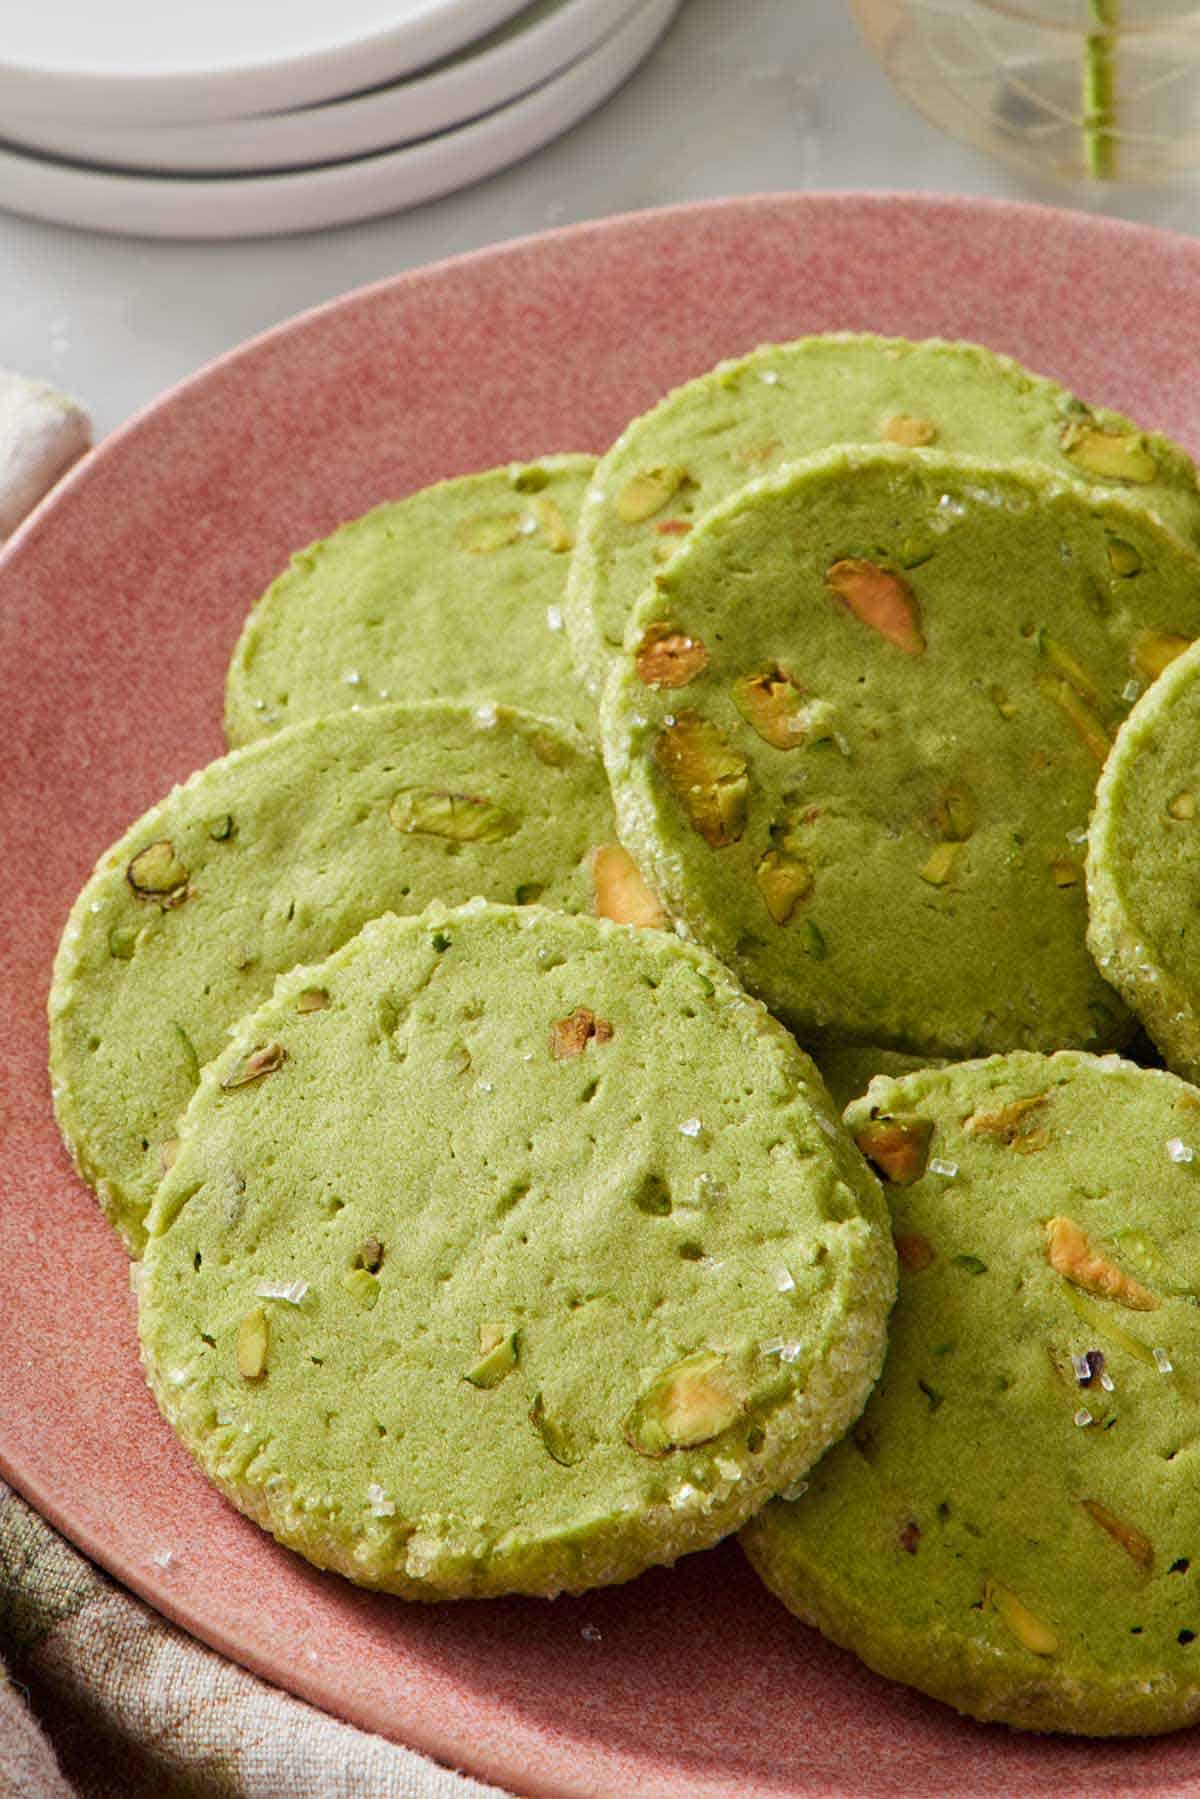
[531, 495, 573, 552]
[207, 814, 235, 842]
[1107, 538, 1142, 577]
[465, 1329, 519, 1389]
[340, 1267, 380, 1309]
[591, 844, 667, 929]
[1037, 676, 1111, 764]
[1047, 1216, 1159, 1312]
[389, 787, 516, 843]
[653, 713, 749, 848]
[296, 987, 329, 1013]
[854, 1116, 934, 1186]
[966, 1094, 1047, 1145]
[171, 1022, 200, 1086]
[529, 1392, 579, 1465]
[1060, 422, 1158, 484]
[882, 413, 937, 447]
[1051, 860, 1080, 887]
[455, 512, 522, 553]
[732, 666, 808, 749]
[1061, 1285, 1158, 1366]
[550, 1008, 614, 1060]
[895, 1233, 935, 1272]
[236, 1308, 269, 1379]
[655, 517, 692, 537]
[1082, 1499, 1154, 1569]
[622, 1351, 741, 1456]
[1133, 629, 1192, 682]
[756, 848, 812, 924]
[802, 919, 827, 960]
[825, 558, 925, 656]
[634, 622, 709, 689]
[953, 1254, 988, 1276]
[615, 466, 687, 523]
[1169, 791, 1196, 821]
[988, 684, 1018, 720]
[220, 1042, 287, 1090]
[126, 840, 189, 903]
[932, 783, 975, 842]
[108, 923, 139, 960]
[986, 1579, 1059, 1656]
[1040, 636, 1107, 712]
[920, 842, 959, 886]
[354, 1236, 385, 1273]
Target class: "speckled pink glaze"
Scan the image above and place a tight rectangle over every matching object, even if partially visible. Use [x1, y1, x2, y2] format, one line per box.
[5, 193, 1200, 1798]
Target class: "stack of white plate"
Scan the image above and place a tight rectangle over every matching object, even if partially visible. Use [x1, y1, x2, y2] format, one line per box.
[0, 0, 678, 239]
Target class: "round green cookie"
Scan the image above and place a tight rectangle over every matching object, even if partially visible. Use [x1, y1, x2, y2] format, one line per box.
[1088, 637, 1200, 1082]
[224, 456, 595, 746]
[602, 444, 1200, 1058]
[743, 1051, 1200, 1736]
[566, 333, 1200, 692]
[50, 701, 618, 1255]
[138, 903, 895, 1601]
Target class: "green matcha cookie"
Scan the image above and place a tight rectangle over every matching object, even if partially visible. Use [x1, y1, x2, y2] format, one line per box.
[138, 903, 895, 1601]
[567, 333, 1200, 691]
[602, 445, 1200, 1058]
[1088, 637, 1200, 1081]
[225, 456, 595, 746]
[50, 702, 620, 1254]
[743, 1051, 1200, 1736]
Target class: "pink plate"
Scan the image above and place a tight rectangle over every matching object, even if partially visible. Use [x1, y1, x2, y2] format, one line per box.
[5, 192, 1200, 1798]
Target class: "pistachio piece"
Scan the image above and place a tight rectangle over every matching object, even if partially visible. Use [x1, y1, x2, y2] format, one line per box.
[1040, 636, 1107, 712]
[895, 1233, 935, 1272]
[756, 848, 812, 924]
[465, 1329, 519, 1389]
[985, 1579, 1058, 1656]
[882, 413, 937, 447]
[340, 1267, 380, 1309]
[1060, 422, 1158, 484]
[591, 844, 667, 929]
[1051, 860, 1080, 887]
[802, 919, 827, 960]
[236, 1308, 269, 1379]
[1047, 1217, 1159, 1311]
[550, 1008, 614, 1060]
[207, 814, 236, 842]
[615, 466, 687, 523]
[988, 684, 1018, 720]
[354, 1236, 384, 1273]
[531, 495, 572, 552]
[108, 923, 138, 960]
[1133, 630, 1192, 682]
[1038, 676, 1111, 764]
[654, 713, 749, 848]
[1107, 538, 1142, 577]
[296, 987, 329, 1013]
[920, 842, 958, 887]
[622, 1351, 741, 1456]
[1082, 1499, 1154, 1569]
[826, 559, 925, 656]
[529, 1391, 579, 1465]
[732, 666, 808, 749]
[1169, 791, 1196, 821]
[931, 783, 975, 843]
[965, 1094, 1046, 1145]
[126, 840, 189, 904]
[634, 622, 709, 689]
[1061, 1284, 1159, 1365]
[455, 512, 522, 553]
[854, 1116, 934, 1186]
[389, 787, 517, 843]
[220, 1042, 287, 1090]
[655, 517, 692, 537]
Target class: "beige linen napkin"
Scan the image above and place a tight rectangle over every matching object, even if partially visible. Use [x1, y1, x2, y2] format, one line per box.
[0, 373, 514, 1799]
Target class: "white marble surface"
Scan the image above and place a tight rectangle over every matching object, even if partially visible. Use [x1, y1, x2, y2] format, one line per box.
[1, 0, 1198, 439]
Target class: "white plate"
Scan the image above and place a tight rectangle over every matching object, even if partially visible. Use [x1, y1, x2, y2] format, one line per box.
[0, 0, 678, 240]
[4, 0, 643, 175]
[0, 0, 536, 127]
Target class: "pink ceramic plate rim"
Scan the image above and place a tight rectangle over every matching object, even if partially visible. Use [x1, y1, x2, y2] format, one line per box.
[5, 192, 1200, 1799]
